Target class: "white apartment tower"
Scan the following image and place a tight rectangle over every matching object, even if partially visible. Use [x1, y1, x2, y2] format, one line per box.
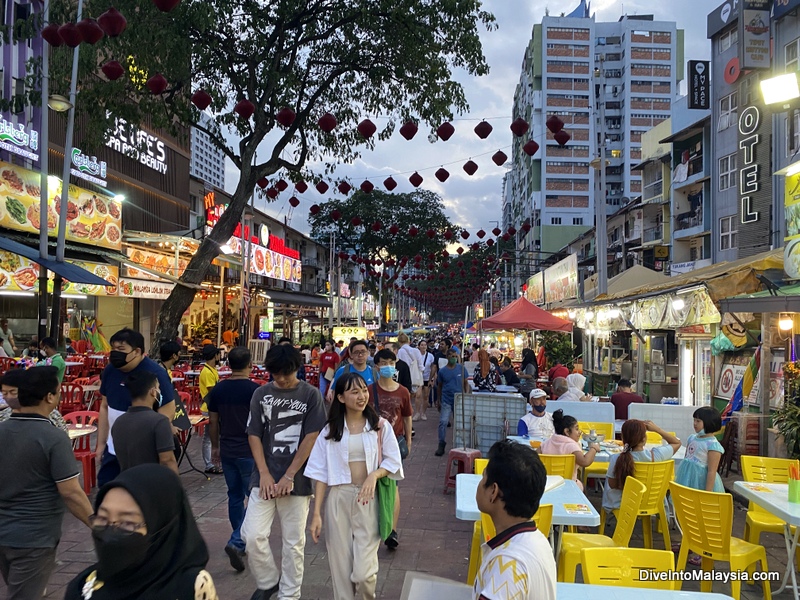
[509, 0, 683, 261]
[190, 112, 225, 189]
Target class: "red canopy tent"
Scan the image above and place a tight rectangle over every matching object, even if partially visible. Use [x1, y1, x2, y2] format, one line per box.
[479, 297, 572, 332]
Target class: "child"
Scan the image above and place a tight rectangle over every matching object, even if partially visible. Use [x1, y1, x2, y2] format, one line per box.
[602, 419, 681, 513]
[111, 371, 178, 475]
[517, 388, 554, 438]
[540, 409, 600, 490]
[673, 406, 724, 565]
[306, 373, 403, 600]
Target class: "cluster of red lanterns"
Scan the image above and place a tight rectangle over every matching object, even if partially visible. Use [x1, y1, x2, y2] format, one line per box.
[41, 7, 127, 49]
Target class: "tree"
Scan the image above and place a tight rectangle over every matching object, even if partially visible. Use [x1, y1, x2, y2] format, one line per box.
[46, 0, 496, 353]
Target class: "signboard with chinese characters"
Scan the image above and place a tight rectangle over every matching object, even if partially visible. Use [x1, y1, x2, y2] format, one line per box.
[0, 118, 38, 161]
[525, 272, 545, 305]
[688, 60, 710, 109]
[739, 0, 771, 70]
[70, 148, 108, 187]
[118, 278, 175, 299]
[544, 254, 579, 304]
[106, 117, 168, 175]
[0, 160, 122, 251]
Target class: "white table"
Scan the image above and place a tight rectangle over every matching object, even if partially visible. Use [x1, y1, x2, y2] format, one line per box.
[88, 355, 106, 360]
[557, 583, 733, 599]
[64, 362, 83, 368]
[734, 481, 800, 599]
[67, 424, 96, 440]
[506, 435, 686, 463]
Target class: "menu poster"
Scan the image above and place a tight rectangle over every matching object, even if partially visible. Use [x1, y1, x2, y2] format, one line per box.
[0, 160, 122, 251]
[0, 251, 38, 292]
[227, 238, 302, 284]
[125, 247, 188, 281]
[562, 503, 592, 515]
[526, 272, 545, 305]
[118, 277, 175, 300]
[51, 261, 118, 296]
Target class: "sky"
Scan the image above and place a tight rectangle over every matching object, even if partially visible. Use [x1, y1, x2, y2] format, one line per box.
[223, 0, 712, 239]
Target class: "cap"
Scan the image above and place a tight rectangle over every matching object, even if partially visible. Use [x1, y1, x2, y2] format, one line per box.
[529, 388, 547, 400]
[201, 345, 219, 359]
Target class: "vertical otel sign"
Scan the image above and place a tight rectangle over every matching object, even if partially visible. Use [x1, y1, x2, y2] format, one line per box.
[739, 105, 760, 224]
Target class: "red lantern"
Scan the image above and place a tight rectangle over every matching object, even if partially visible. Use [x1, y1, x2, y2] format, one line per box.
[409, 172, 423, 187]
[101, 60, 124, 81]
[331, 209, 341, 221]
[389, 224, 399, 235]
[408, 226, 419, 237]
[288, 196, 300, 208]
[435, 168, 450, 182]
[554, 130, 571, 146]
[456, 247, 464, 255]
[474, 121, 493, 139]
[522, 222, 531, 232]
[463, 160, 478, 176]
[191, 89, 212, 110]
[476, 229, 486, 239]
[460, 230, 469, 240]
[58, 23, 83, 47]
[97, 7, 127, 37]
[357, 119, 377, 138]
[510, 117, 530, 137]
[146, 74, 168, 95]
[338, 182, 351, 195]
[546, 115, 565, 134]
[234, 99, 255, 119]
[295, 181, 308, 193]
[257, 177, 268, 189]
[399, 121, 418, 140]
[315, 181, 329, 194]
[437, 122, 455, 141]
[266, 188, 278, 199]
[276, 107, 296, 127]
[152, 0, 180, 11]
[371, 221, 382, 232]
[276, 179, 289, 192]
[318, 113, 337, 132]
[424, 229, 435, 239]
[492, 227, 501, 236]
[360, 180, 374, 194]
[522, 140, 540, 156]
[501, 233, 510, 241]
[402, 274, 409, 280]
[492, 151, 508, 166]
[444, 230, 453, 240]
[507, 226, 516, 236]
[76, 18, 104, 44]
[351, 216, 362, 226]
[41, 24, 63, 46]
[309, 204, 321, 215]
[384, 177, 397, 191]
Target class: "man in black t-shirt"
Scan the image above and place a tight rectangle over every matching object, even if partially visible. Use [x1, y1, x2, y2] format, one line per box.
[207, 346, 260, 572]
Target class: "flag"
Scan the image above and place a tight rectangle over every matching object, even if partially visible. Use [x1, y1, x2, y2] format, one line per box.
[721, 346, 760, 425]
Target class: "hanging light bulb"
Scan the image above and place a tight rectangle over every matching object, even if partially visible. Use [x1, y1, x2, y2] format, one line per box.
[608, 308, 621, 319]
[585, 310, 595, 320]
[568, 310, 577, 319]
[780, 314, 794, 331]
[672, 297, 685, 310]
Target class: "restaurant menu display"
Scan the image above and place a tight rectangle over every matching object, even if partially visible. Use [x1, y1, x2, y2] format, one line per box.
[0, 252, 116, 295]
[0, 160, 122, 251]
[228, 238, 302, 284]
[125, 247, 188, 280]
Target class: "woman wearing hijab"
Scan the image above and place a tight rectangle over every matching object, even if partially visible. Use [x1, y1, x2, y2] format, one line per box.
[64, 464, 216, 600]
[472, 349, 500, 392]
[560, 373, 592, 402]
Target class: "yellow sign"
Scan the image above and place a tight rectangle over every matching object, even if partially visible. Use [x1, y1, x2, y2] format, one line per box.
[784, 171, 800, 278]
[654, 245, 669, 259]
[0, 252, 117, 296]
[333, 326, 367, 341]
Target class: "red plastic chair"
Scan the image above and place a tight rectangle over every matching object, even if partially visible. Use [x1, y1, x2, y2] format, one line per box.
[179, 391, 205, 437]
[251, 379, 268, 386]
[0, 357, 16, 376]
[64, 411, 99, 494]
[59, 383, 85, 415]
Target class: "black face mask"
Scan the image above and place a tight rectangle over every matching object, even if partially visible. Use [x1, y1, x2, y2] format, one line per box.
[532, 404, 546, 413]
[109, 350, 132, 369]
[93, 527, 149, 580]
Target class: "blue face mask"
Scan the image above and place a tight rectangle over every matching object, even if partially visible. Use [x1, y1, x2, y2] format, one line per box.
[154, 390, 163, 408]
[532, 404, 546, 413]
[379, 366, 397, 379]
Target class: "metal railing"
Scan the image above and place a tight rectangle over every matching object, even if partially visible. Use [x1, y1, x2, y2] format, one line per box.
[643, 225, 663, 242]
[676, 211, 702, 231]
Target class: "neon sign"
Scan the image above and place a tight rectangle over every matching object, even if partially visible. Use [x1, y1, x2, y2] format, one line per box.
[739, 106, 760, 224]
[0, 118, 38, 161]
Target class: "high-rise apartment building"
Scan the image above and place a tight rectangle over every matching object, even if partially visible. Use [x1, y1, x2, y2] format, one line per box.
[190, 112, 225, 189]
[508, 0, 683, 266]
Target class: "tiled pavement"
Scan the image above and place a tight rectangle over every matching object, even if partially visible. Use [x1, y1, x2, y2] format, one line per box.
[4, 414, 787, 599]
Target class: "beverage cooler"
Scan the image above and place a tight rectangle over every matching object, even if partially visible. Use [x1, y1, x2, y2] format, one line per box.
[678, 337, 712, 406]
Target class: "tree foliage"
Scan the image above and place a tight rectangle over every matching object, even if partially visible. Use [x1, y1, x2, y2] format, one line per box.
[45, 0, 495, 350]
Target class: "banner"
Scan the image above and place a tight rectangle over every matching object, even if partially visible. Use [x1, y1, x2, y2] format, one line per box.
[785, 171, 800, 277]
[526, 272, 545, 305]
[544, 254, 579, 304]
[228, 238, 302, 284]
[118, 277, 175, 299]
[125, 247, 188, 280]
[740, 1, 771, 70]
[51, 262, 118, 296]
[0, 160, 122, 251]
[688, 60, 710, 109]
[0, 252, 116, 295]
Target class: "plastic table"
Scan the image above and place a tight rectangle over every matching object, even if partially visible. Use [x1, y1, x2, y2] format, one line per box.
[557, 583, 733, 600]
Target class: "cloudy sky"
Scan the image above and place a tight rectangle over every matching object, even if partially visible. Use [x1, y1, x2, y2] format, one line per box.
[224, 0, 712, 238]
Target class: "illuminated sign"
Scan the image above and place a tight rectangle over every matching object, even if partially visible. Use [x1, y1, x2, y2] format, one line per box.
[739, 106, 760, 224]
[203, 190, 215, 210]
[205, 203, 300, 260]
[260, 224, 270, 246]
[106, 117, 168, 175]
[0, 118, 38, 161]
[71, 148, 107, 187]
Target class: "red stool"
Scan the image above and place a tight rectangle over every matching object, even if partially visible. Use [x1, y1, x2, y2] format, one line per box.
[443, 448, 482, 494]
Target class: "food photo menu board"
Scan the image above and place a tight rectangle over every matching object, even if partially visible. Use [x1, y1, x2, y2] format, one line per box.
[228, 238, 302, 284]
[0, 251, 116, 296]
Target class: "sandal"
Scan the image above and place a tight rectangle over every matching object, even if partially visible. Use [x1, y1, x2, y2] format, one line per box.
[205, 466, 223, 474]
[671, 544, 681, 553]
[688, 554, 702, 566]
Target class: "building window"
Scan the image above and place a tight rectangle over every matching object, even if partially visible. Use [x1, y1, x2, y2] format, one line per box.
[573, 217, 583, 225]
[787, 110, 800, 157]
[551, 217, 562, 225]
[719, 153, 737, 191]
[787, 38, 800, 72]
[720, 216, 737, 250]
[718, 91, 737, 131]
[719, 27, 738, 53]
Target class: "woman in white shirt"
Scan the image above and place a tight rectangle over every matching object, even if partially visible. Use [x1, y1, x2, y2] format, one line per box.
[415, 340, 436, 422]
[307, 373, 403, 600]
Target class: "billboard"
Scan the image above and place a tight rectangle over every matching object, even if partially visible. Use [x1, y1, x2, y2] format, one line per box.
[688, 61, 710, 109]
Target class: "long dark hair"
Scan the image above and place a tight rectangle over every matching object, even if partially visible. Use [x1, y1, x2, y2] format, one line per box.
[552, 409, 577, 436]
[614, 419, 647, 490]
[326, 372, 380, 442]
[521, 348, 536, 369]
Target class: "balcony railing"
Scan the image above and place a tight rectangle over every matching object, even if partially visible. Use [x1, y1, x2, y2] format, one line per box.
[643, 225, 663, 242]
[675, 210, 702, 231]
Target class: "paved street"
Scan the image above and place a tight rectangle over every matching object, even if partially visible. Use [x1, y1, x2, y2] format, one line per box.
[2, 414, 785, 599]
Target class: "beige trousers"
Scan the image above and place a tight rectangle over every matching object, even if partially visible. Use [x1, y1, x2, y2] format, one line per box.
[241, 491, 311, 600]
[325, 484, 380, 600]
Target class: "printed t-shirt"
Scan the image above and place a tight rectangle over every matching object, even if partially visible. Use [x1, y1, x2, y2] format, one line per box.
[319, 351, 340, 378]
[100, 357, 176, 456]
[369, 382, 412, 437]
[518, 412, 555, 438]
[437, 364, 468, 404]
[206, 378, 260, 459]
[198, 363, 219, 412]
[111, 406, 175, 471]
[37, 353, 66, 383]
[246, 379, 326, 495]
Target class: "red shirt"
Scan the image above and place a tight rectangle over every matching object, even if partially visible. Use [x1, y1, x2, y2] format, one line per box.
[368, 381, 412, 437]
[319, 351, 340, 376]
[549, 364, 569, 381]
[610, 391, 644, 420]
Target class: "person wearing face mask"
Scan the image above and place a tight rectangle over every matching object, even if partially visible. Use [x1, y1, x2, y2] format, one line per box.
[517, 389, 555, 438]
[368, 349, 412, 551]
[0, 367, 94, 600]
[435, 349, 470, 457]
[64, 464, 217, 600]
[111, 371, 178, 475]
[97, 328, 176, 487]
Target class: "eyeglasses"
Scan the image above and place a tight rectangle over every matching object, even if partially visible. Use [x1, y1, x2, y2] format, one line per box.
[351, 350, 369, 356]
[89, 514, 146, 533]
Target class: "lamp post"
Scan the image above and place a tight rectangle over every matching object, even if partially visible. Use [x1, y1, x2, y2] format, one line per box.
[37, 1, 51, 342]
[592, 55, 609, 297]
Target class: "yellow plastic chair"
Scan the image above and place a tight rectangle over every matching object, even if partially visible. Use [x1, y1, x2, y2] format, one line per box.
[581, 547, 678, 590]
[557, 476, 647, 582]
[540, 453, 576, 481]
[669, 481, 772, 600]
[579, 422, 615, 488]
[741, 455, 800, 570]
[579, 421, 614, 440]
[481, 504, 554, 542]
[466, 520, 483, 584]
[474, 458, 489, 475]
[646, 431, 676, 444]
[600, 460, 674, 549]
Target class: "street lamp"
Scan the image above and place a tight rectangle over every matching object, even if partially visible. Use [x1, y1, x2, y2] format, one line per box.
[760, 72, 800, 108]
[47, 94, 73, 112]
[592, 56, 609, 297]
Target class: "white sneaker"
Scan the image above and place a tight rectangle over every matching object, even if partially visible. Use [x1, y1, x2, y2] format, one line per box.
[412, 413, 420, 421]
[421, 413, 427, 421]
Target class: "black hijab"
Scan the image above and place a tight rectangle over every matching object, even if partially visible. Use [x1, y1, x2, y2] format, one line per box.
[65, 464, 209, 600]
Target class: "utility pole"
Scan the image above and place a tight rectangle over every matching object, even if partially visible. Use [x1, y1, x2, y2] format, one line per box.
[37, 0, 51, 343]
[593, 56, 609, 297]
[328, 232, 334, 333]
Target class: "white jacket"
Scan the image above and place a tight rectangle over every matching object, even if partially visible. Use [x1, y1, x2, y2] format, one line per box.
[305, 418, 404, 486]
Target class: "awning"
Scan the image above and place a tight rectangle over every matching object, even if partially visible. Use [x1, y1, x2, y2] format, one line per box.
[584, 265, 669, 302]
[480, 297, 572, 332]
[659, 115, 711, 144]
[719, 282, 800, 313]
[261, 289, 332, 308]
[0, 236, 111, 286]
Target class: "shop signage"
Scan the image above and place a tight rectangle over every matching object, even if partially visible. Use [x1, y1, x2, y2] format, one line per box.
[118, 277, 175, 299]
[774, 0, 800, 20]
[708, 0, 740, 37]
[205, 203, 301, 261]
[717, 350, 784, 407]
[0, 251, 38, 292]
[106, 117, 168, 175]
[0, 118, 38, 162]
[333, 326, 367, 340]
[0, 160, 122, 251]
[125, 247, 187, 280]
[739, 0, 771, 70]
[739, 106, 761, 224]
[544, 254, 579, 304]
[785, 170, 800, 277]
[47, 262, 118, 296]
[227, 238, 302, 284]
[71, 148, 108, 187]
[526, 272, 545, 305]
[340, 283, 351, 298]
[688, 61, 710, 110]
[267, 234, 300, 259]
[670, 258, 713, 275]
[260, 224, 270, 246]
